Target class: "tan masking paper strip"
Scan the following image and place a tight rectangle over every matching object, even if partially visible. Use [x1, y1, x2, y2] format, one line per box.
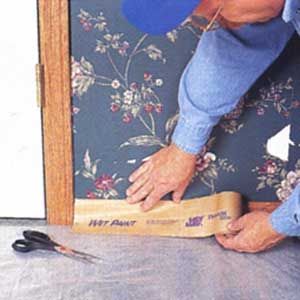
[72, 192, 242, 237]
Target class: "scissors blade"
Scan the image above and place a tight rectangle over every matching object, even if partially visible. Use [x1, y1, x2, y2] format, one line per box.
[54, 245, 103, 264]
[56, 251, 97, 264]
[71, 249, 103, 260]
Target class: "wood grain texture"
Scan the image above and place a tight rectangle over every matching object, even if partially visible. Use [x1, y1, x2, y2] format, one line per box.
[248, 201, 281, 213]
[38, 0, 74, 225]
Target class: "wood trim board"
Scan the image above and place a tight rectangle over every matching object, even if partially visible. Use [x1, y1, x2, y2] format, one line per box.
[38, 0, 74, 225]
[37, 0, 281, 226]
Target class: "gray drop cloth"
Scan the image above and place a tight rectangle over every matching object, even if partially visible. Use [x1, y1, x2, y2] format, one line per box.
[1, 220, 300, 300]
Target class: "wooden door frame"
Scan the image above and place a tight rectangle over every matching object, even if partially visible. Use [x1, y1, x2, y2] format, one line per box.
[39, 0, 73, 225]
[38, 0, 280, 225]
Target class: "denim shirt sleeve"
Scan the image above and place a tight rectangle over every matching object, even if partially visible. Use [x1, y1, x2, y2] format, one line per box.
[271, 184, 300, 236]
[282, 0, 300, 35]
[172, 18, 295, 154]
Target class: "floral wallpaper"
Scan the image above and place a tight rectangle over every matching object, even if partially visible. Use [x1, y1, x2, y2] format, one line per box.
[70, 0, 300, 203]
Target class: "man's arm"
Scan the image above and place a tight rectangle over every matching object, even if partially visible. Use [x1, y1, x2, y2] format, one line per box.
[126, 13, 296, 212]
[271, 184, 300, 236]
[172, 17, 295, 154]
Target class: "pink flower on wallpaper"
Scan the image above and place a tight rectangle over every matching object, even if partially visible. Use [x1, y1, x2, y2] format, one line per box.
[130, 82, 139, 91]
[82, 21, 93, 32]
[155, 103, 163, 114]
[252, 154, 289, 194]
[79, 12, 93, 32]
[122, 113, 133, 124]
[256, 107, 265, 116]
[144, 72, 152, 81]
[72, 106, 80, 115]
[75, 149, 124, 199]
[192, 138, 236, 192]
[291, 100, 300, 108]
[110, 103, 120, 112]
[273, 93, 282, 101]
[259, 160, 277, 175]
[196, 152, 216, 172]
[144, 103, 154, 113]
[86, 191, 97, 199]
[118, 41, 130, 56]
[94, 174, 115, 191]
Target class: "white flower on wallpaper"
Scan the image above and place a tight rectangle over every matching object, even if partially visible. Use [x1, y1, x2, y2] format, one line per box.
[193, 138, 236, 192]
[251, 154, 300, 202]
[276, 161, 300, 201]
[72, 56, 95, 97]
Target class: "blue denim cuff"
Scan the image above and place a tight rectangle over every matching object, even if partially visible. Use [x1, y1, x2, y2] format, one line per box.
[171, 116, 214, 154]
[270, 185, 300, 236]
[282, 0, 300, 34]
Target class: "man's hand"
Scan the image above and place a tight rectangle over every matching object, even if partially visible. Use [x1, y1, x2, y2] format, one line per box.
[220, 0, 285, 24]
[193, 0, 285, 29]
[215, 211, 286, 253]
[126, 144, 196, 212]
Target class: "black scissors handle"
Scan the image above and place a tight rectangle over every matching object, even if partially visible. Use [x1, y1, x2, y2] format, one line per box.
[12, 230, 58, 253]
[23, 230, 58, 246]
[12, 239, 55, 253]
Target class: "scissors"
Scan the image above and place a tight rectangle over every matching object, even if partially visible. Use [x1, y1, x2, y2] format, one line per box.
[12, 230, 103, 264]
